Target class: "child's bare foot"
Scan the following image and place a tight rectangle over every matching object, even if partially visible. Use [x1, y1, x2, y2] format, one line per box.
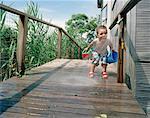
[89, 72, 94, 78]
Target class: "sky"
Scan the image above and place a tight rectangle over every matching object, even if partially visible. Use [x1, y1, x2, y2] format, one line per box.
[1, 0, 101, 29]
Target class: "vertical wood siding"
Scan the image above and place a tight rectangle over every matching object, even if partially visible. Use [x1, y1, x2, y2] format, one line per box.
[125, 6, 137, 94]
[136, 0, 150, 114]
[110, 0, 150, 115]
[111, 0, 128, 20]
[136, 0, 150, 54]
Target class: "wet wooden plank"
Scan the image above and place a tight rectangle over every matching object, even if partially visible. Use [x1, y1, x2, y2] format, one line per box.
[0, 59, 147, 118]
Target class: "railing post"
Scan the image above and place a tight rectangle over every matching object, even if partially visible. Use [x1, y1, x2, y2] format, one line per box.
[16, 15, 28, 75]
[71, 47, 74, 59]
[57, 28, 62, 58]
[78, 48, 81, 59]
[117, 15, 124, 83]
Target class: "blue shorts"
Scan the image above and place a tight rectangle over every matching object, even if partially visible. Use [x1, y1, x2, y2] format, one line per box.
[91, 51, 107, 66]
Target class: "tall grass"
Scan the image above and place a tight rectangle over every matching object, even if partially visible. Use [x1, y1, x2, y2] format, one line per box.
[24, 1, 57, 70]
[0, 8, 18, 81]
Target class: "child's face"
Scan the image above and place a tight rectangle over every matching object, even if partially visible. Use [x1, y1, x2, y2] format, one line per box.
[97, 28, 107, 40]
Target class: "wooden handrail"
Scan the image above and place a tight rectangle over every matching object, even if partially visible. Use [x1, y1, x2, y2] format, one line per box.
[0, 4, 82, 50]
[57, 28, 62, 58]
[0, 4, 82, 48]
[0, 4, 61, 29]
[0, 3, 82, 75]
[61, 29, 82, 51]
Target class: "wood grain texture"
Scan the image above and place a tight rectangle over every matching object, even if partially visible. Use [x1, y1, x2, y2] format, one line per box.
[0, 59, 146, 118]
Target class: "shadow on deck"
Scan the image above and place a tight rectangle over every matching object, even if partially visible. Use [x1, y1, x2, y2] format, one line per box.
[0, 59, 147, 118]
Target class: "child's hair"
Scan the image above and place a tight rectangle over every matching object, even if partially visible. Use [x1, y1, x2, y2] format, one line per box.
[96, 25, 107, 35]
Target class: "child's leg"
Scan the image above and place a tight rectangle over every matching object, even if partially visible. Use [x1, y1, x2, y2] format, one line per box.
[101, 63, 108, 78]
[90, 64, 96, 73]
[88, 51, 99, 78]
[101, 63, 107, 72]
[101, 56, 107, 72]
[89, 64, 96, 78]
[101, 56, 108, 78]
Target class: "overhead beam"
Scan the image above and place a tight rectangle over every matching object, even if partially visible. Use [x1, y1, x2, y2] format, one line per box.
[97, 0, 103, 8]
[109, 0, 142, 29]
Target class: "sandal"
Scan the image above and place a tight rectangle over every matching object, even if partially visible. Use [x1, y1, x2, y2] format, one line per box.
[101, 71, 108, 79]
[89, 72, 94, 78]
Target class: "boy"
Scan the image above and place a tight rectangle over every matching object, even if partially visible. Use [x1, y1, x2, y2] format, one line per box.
[84, 25, 113, 79]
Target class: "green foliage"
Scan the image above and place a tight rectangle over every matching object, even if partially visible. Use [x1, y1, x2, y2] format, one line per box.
[0, 27, 18, 81]
[0, 8, 6, 31]
[24, 1, 57, 69]
[0, 2, 18, 81]
[66, 14, 88, 35]
[65, 14, 99, 49]
[61, 35, 73, 59]
[85, 17, 98, 43]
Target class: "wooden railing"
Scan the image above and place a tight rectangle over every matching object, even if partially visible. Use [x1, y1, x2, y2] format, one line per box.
[0, 4, 82, 75]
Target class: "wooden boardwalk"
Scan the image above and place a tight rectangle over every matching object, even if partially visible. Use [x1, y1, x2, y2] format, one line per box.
[0, 59, 147, 118]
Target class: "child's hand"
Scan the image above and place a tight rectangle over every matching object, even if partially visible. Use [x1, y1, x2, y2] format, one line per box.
[84, 47, 88, 51]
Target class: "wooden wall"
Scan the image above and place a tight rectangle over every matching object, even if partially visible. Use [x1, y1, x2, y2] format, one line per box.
[125, 5, 137, 94]
[135, 0, 150, 114]
[110, 0, 150, 114]
[111, 0, 128, 20]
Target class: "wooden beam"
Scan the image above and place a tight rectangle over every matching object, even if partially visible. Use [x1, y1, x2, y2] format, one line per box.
[71, 47, 74, 59]
[61, 29, 82, 51]
[57, 28, 62, 58]
[97, 0, 103, 8]
[0, 4, 61, 29]
[117, 15, 124, 83]
[109, 17, 118, 30]
[16, 15, 28, 75]
[120, 0, 141, 16]
[78, 48, 81, 59]
[109, 0, 142, 29]
[0, 3, 25, 16]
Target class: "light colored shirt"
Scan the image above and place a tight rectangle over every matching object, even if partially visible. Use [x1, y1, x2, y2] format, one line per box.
[91, 38, 113, 56]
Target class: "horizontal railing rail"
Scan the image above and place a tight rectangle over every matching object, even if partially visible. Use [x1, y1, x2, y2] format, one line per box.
[0, 4, 82, 78]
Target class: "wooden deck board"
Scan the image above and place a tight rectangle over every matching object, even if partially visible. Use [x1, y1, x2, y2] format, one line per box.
[0, 59, 147, 118]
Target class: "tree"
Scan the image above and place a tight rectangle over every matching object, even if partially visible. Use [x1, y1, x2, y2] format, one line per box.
[85, 17, 98, 43]
[65, 14, 99, 48]
[66, 14, 88, 38]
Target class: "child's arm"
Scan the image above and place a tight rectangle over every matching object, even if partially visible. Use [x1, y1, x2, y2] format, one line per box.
[84, 40, 95, 51]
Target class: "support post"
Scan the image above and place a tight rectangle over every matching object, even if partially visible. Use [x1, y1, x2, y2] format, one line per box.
[57, 28, 62, 58]
[16, 15, 28, 75]
[78, 48, 81, 59]
[71, 47, 74, 59]
[117, 15, 124, 83]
